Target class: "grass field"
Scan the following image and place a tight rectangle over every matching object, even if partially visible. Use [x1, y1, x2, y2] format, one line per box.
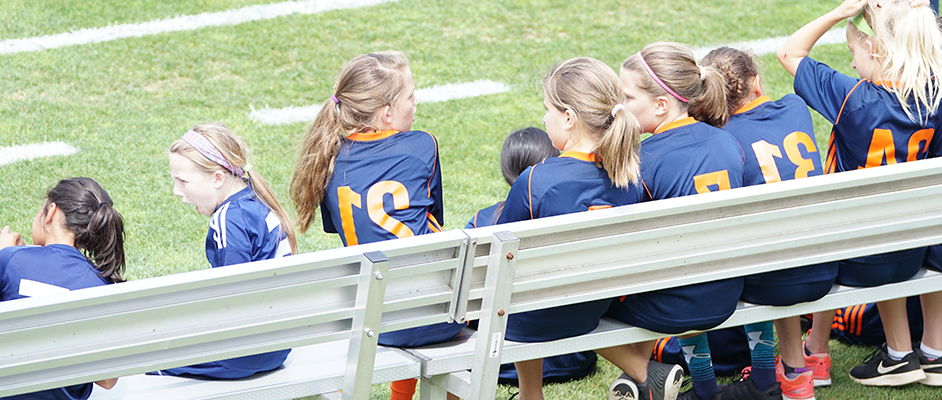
[0, 1, 938, 399]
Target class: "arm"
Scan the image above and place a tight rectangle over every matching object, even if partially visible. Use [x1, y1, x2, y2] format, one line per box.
[0, 226, 25, 249]
[94, 378, 118, 390]
[778, 0, 867, 76]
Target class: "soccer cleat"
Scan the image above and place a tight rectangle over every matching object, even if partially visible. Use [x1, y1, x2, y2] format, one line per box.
[848, 344, 926, 386]
[775, 357, 815, 400]
[710, 377, 783, 400]
[801, 341, 831, 387]
[676, 389, 700, 400]
[610, 372, 640, 400]
[609, 361, 684, 400]
[915, 347, 942, 386]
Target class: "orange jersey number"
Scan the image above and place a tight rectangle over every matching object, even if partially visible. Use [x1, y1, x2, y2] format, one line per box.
[337, 181, 414, 245]
[751, 131, 818, 183]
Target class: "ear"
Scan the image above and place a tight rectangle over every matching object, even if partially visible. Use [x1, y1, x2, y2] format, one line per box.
[381, 105, 393, 125]
[654, 95, 671, 117]
[43, 203, 58, 225]
[751, 75, 764, 98]
[563, 109, 577, 132]
[865, 39, 876, 58]
[212, 170, 227, 189]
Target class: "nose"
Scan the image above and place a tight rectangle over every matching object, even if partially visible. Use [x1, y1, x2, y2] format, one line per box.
[172, 182, 184, 198]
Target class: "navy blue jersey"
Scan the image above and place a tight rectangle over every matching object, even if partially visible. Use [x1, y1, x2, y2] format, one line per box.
[157, 185, 291, 379]
[498, 151, 643, 223]
[500, 151, 643, 342]
[795, 57, 939, 173]
[795, 57, 932, 277]
[638, 117, 745, 200]
[465, 202, 503, 229]
[830, 297, 923, 346]
[0, 244, 110, 400]
[608, 118, 745, 334]
[321, 129, 443, 246]
[724, 95, 838, 291]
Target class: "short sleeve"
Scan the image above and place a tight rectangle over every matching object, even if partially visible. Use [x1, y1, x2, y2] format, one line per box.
[497, 166, 535, 224]
[794, 57, 861, 125]
[321, 204, 337, 234]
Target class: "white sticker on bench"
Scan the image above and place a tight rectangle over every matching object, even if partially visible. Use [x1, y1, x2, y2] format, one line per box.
[489, 332, 502, 358]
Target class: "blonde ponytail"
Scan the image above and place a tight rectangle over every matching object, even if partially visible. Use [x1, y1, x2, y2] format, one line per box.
[597, 107, 643, 187]
[290, 51, 411, 232]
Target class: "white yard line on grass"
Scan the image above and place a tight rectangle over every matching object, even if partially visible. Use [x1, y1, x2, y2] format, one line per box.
[692, 29, 846, 60]
[250, 80, 511, 125]
[0, 0, 399, 55]
[0, 142, 78, 166]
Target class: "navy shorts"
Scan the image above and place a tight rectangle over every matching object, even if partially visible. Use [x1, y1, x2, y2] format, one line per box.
[505, 299, 611, 342]
[925, 245, 942, 272]
[150, 349, 291, 379]
[741, 279, 835, 306]
[378, 321, 466, 348]
[606, 278, 744, 335]
[835, 248, 926, 287]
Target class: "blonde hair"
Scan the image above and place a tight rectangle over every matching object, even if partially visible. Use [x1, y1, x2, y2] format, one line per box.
[848, 0, 942, 122]
[622, 42, 730, 127]
[170, 122, 298, 255]
[290, 51, 411, 232]
[543, 57, 642, 188]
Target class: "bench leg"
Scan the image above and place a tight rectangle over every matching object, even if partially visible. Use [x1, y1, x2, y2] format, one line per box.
[419, 377, 450, 400]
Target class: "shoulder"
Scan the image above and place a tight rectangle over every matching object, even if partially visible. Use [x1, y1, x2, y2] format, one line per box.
[400, 130, 439, 149]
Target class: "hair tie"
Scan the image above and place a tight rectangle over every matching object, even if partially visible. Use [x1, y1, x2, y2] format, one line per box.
[97, 201, 109, 210]
[850, 9, 875, 37]
[330, 95, 340, 105]
[636, 52, 689, 103]
[241, 163, 253, 181]
[181, 130, 245, 178]
[611, 103, 625, 118]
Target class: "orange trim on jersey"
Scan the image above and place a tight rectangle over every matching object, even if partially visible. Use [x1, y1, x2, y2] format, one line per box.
[427, 212, 443, 233]
[640, 177, 653, 199]
[853, 304, 866, 336]
[588, 205, 612, 211]
[655, 117, 697, 134]
[560, 151, 598, 162]
[424, 131, 440, 199]
[835, 80, 866, 125]
[654, 338, 669, 363]
[734, 96, 771, 115]
[527, 161, 543, 220]
[871, 81, 899, 88]
[347, 129, 398, 141]
[471, 210, 480, 228]
[825, 131, 837, 174]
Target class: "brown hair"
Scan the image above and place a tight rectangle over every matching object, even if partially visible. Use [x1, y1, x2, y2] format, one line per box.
[622, 42, 730, 127]
[543, 57, 642, 188]
[170, 123, 297, 255]
[701, 46, 760, 116]
[500, 127, 560, 186]
[290, 51, 411, 232]
[45, 177, 125, 283]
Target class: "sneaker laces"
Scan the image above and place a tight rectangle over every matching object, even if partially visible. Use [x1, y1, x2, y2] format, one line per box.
[507, 388, 519, 400]
[861, 346, 884, 365]
[740, 366, 752, 381]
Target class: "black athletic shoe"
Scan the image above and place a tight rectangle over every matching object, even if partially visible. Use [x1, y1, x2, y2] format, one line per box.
[609, 361, 684, 400]
[710, 378, 782, 400]
[915, 347, 942, 386]
[676, 389, 700, 400]
[848, 344, 926, 386]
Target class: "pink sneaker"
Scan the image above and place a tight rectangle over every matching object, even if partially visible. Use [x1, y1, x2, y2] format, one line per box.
[802, 341, 831, 387]
[776, 357, 815, 400]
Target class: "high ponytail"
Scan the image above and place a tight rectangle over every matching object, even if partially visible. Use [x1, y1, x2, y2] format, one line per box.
[290, 51, 411, 232]
[45, 178, 125, 283]
[543, 57, 642, 188]
[623, 42, 730, 127]
[170, 123, 298, 255]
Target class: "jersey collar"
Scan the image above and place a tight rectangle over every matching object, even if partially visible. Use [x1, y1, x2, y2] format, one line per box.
[734, 96, 771, 115]
[347, 129, 399, 141]
[655, 116, 697, 134]
[559, 151, 597, 162]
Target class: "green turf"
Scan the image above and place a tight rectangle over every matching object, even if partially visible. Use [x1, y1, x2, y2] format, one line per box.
[0, 1, 937, 399]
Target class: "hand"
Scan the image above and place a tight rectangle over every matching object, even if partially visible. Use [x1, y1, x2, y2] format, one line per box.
[834, 0, 868, 19]
[0, 226, 25, 249]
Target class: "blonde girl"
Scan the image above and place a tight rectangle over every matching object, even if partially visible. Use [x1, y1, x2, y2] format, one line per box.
[610, 42, 748, 400]
[164, 122, 296, 378]
[0, 177, 126, 399]
[496, 57, 682, 400]
[289, 51, 462, 400]
[778, 0, 942, 387]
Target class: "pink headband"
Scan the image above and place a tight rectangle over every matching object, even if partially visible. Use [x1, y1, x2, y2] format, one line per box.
[635, 52, 689, 103]
[181, 130, 245, 179]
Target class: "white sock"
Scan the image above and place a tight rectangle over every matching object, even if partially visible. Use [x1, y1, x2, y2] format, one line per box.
[921, 343, 942, 360]
[887, 346, 912, 361]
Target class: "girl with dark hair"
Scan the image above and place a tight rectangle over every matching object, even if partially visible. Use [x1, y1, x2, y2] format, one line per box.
[0, 177, 125, 399]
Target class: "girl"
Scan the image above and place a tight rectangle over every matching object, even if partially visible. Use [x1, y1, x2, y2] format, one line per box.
[697, 46, 840, 400]
[778, 0, 942, 387]
[0, 177, 125, 399]
[289, 51, 463, 400]
[163, 122, 296, 378]
[466, 127, 599, 386]
[497, 57, 682, 400]
[610, 42, 750, 400]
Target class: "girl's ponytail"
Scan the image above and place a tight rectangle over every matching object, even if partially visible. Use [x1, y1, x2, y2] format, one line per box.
[290, 51, 411, 232]
[46, 178, 126, 283]
[597, 106, 642, 188]
[246, 169, 298, 256]
[690, 66, 731, 128]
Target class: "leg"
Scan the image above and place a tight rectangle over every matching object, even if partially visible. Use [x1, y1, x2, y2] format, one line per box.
[775, 317, 804, 370]
[921, 291, 942, 350]
[599, 340, 682, 400]
[775, 317, 815, 400]
[876, 298, 913, 353]
[849, 298, 924, 386]
[596, 344, 649, 383]
[390, 379, 418, 400]
[514, 359, 545, 400]
[804, 310, 834, 355]
[744, 321, 776, 391]
[678, 332, 717, 400]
